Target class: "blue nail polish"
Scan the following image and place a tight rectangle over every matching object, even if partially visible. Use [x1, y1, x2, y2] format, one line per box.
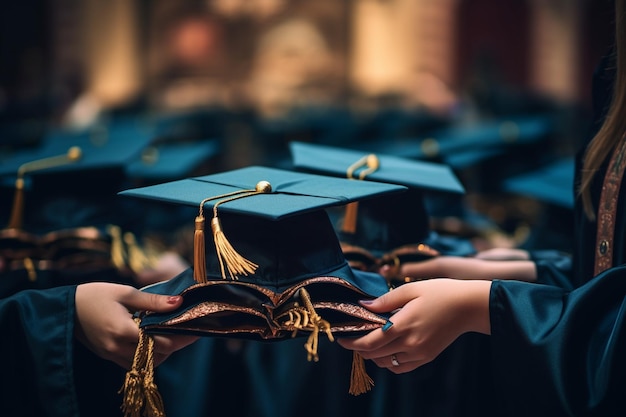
[382, 320, 394, 332]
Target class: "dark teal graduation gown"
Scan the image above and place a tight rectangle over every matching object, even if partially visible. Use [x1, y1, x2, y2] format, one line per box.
[0, 286, 80, 417]
[0, 287, 216, 417]
[490, 266, 626, 416]
[0, 286, 128, 417]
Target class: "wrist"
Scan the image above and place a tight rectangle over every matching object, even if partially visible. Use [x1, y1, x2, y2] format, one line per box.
[459, 280, 492, 335]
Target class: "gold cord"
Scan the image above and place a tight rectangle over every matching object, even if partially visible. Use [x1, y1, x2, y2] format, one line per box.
[284, 288, 334, 362]
[193, 180, 272, 283]
[342, 154, 379, 234]
[120, 321, 166, 417]
[108, 225, 127, 270]
[7, 146, 82, 230]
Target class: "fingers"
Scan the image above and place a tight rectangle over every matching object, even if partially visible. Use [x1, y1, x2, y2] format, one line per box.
[341, 288, 420, 353]
[371, 352, 404, 368]
[365, 351, 430, 374]
[110, 334, 200, 370]
[117, 286, 183, 314]
[359, 282, 420, 314]
[337, 331, 398, 358]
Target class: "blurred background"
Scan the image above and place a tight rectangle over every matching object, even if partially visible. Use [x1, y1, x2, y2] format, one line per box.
[0, 2, 617, 416]
[0, 0, 617, 254]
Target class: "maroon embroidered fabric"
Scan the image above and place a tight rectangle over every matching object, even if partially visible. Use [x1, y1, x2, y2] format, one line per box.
[594, 137, 626, 275]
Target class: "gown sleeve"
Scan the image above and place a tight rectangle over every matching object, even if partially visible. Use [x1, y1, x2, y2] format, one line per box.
[0, 286, 80, 417]
[489, 267, 626, 416]
[529, 249, 574, 290]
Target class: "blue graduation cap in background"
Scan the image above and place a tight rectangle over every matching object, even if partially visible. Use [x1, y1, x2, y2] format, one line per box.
[0, 118, 163, 298]
[357, 115, 555, 170]
[289, 141, 472, 281]
[503, 157, 575, 209]
[0, 117, 156, 181]
[1, 118, 157, 230]
[125, 139, 221, 182]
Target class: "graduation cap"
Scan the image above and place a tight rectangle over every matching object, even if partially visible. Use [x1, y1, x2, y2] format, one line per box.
[0, 119, 160, 297]
[355, 115, 555, 170]
[501, 157, 575, 253]
[503, 157, 575, 209]
[117, 166, 406, 413]
[125, 139, 221, 182]
[1, 118, 156, 230]
[0, 118, 156, 180]
[289, 141, 468, 282]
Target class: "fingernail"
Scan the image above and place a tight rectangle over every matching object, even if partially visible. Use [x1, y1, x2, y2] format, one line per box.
[382, 320, 394, 332]
[167, 296, 181, 304]
[359, 299, 374, 306]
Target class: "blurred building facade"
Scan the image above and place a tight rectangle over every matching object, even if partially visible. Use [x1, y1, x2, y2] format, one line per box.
[0, 0, 615, 254]
[2, 0, 611, 124]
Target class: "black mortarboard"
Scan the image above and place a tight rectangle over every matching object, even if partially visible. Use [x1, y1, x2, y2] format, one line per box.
[289, 141, 468, 281]
[117, 166, 406, 412]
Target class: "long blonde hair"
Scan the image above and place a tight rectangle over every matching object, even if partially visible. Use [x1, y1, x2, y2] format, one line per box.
[580, 0, 626, 219]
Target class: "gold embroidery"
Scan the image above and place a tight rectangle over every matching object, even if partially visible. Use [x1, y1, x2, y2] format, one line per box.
[594, 137, 626, 275]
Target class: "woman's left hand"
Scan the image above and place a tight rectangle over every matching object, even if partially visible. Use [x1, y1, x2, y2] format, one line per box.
[337, 279, 491, 373]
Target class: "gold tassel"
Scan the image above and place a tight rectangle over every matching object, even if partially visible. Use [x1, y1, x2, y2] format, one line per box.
[124, 232, 153, 274]
[342, 154, 380, 236]
[212, 216, 258, 280]
[193, 215, 207, 283]
[349, 351, 374, 395]
[120, 324, 148, 417]
[120, 368, 145, 417]
[6, 146, 82, 230]
[108, 225, 127, 270]
[120, 322, 166, 417]
[194, 180, 272, 281]
[7, 178, 25, 230]
[23, 257, 37, 282]
[341, 202, 359, 234]
[142, 335, 166, 417]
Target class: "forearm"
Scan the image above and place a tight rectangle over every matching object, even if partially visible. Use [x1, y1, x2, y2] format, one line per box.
[401, 257, 537, 282]
[476, 259, 537, 282]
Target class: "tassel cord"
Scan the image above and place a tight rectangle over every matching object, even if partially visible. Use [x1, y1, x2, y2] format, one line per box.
[120, 323, 148, 417]
[342, 154, 379, 235]
[349, 351, 374, 395]
[193, 181, 271, 282]
[193, 189, 258, 283]
[120, 322, 166, 417]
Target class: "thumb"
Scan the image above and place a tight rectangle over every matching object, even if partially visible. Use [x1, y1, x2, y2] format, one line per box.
[360, 284, 418, 313]
[119, 287, 183, 314]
